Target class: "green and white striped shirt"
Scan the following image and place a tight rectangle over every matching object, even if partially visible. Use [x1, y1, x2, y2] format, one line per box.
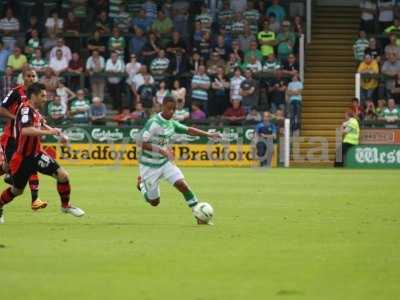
[30, 58, 48, 70]
[150, 57, 170, 75]
[191, 74, 210, 101]
[139, 113, 188, 167]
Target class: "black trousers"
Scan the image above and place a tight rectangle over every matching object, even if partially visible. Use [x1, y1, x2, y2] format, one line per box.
[108, 82, 122, 110]
[334, 142, 354, 167]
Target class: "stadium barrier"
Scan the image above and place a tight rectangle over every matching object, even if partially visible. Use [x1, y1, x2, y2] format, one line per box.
[40, 126, 279, 167]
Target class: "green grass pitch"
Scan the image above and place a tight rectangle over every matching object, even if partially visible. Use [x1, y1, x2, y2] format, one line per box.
[0, 166, 399, 300]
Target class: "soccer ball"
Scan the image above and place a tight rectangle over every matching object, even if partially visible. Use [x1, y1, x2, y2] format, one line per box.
[193, 202, 214, 224]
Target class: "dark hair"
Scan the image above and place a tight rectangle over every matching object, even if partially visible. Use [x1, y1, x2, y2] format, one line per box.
[27, 83, 46, 99]
[163, 96, 176, 105]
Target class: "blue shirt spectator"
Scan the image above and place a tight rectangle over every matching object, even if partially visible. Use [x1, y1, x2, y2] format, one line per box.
[266, 0, 286, 23]
[0, 42, 10, 72]
[256, 118, 277, 137]
[132, 9, 153, 32]
[130, 28, 147, 58]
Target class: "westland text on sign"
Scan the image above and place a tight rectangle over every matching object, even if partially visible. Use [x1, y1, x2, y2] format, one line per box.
[43, 144, 278, 167]
[345, 145, 400, 168]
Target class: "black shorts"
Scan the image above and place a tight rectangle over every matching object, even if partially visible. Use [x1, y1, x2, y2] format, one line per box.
[2, 138, 16, 163]
[11, 152, 60, 190]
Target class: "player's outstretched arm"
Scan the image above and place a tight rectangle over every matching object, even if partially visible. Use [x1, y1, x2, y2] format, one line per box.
[187, 127, 222, 140]
[21, 126, 60, 137]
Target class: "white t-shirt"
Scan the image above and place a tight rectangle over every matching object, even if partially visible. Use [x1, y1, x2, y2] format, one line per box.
[360, 1, 377, 21]
[230, 75, 245, 100]
[131, 73, 155, 90]
[49, 57, 69, 73]
[45, 17, 64, 29]
[155, 89, 168, 105]
[378, 0, 394, 22]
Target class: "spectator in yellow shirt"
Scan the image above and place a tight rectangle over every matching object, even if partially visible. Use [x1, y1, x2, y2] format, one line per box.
[357, 54, 379, 104]
[7, 46, 27, 72]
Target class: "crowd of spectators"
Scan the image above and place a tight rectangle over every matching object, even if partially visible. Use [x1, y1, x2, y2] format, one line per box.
[0, 0, 304, 130]
[355, 0, 400, 126]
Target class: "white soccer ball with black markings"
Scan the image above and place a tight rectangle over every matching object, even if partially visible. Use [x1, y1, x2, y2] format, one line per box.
[193, 202, 214, 224]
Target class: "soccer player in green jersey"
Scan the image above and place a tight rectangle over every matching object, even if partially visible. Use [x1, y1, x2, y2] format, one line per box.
[136, 97, 221, 224]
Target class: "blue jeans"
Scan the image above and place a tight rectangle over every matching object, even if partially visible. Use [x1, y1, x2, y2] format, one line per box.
[289, 101, 302, 133]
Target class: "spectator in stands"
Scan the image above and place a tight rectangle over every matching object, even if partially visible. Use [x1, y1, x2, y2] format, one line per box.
[240, 69, 258, 112]
[194, 31, 212, 60]
[244, 55, 262, 73]
[364, 99, 377, 121]
[173, 98, 190, 122]
[171, 0, 190, 41]
[0, 8, 20, 51]
[7, 47, 27, 73]
[231, 12, 246, 38]
[378, 0, 394, 32]
[169, 47, 188, 78]
[357, 54, 379, 103]
[238, 24, 256, 52]
[276, 21, 296, 60]
[293, 15, 304, 36]
[49, 49, 69, 76]
[114, 3, 131, 34]
[131, 102, 146, 122]
[190, 102, 207, 122]
[105, 51, 125, 110]
[0, 67, 15, 100]
[230, 67, 246, 101]
[230, 0, 247, 13]
[244, 40, 263, 63]
[230, 39, 243, 62]
[166, 31, 186, 59]
[350, 97, 365, 120]
[246, 106, 262, 124]
[94, 10, 111, 35]
[155, 81, 169, 105]
[50, 37, 72, 63]
[258, 19, 276, 59]
[45, 10, 63, 36]
[56, 78, 75, 111]
[152, 10, 173, 47]
[189, 52, 204, 74]
[268, 69, 287, 112]
[243, 0, 260, 35]
[287, 74, 304, 133]
[30, 48, 48, 75]
[67, 52, 84, 90]
[64, 10, 80, 36]
[40, 67, 59, 101]
[360, 0, 377, 34]
[353, 30, 370, 63]
[364, 37, 383, 62]
[282, 54, 299, 76]
[142, 32, 160, 65]
[213, 35, 229, 60]
[223, 99, 246, 125]
[255, 111, 277, 167]
[206, 52, 225, 76]
[130, 65, 155, 101]
[25, 29, 40, 60]
[86, 49, 105, 100]
[263, 53, 281, 74]
[126, 54, 142, 79]
[129, 27, 147, 61]
[138, 74, 156, 116]
[89, 96, 107, 125]
[171, 79, 187, 104]
[70, 89, 90, 123]
[391, 72, 400, 102]
[191, 65, 211, 114]
[267, 0, 286, 23]
[210, 66, 230, 116]
[193, 21, 203, 43]
[142, 0, 158, 22]
[47, 95, 66, 125]
[376, 98, 387, 119]
[0, 41, 10, 72]
[196, 5, 213, 34]
[384, 33, 400, 59]
[150, 48, 170, 83]
[226, 53, 239, 74]
[132, 9, 152, 33]
[383, 98, 400, 123]
[219, 1, 234, 33]
[25, 15, 42, 41]
[42, 32, 58, 54]
[381, 52, 400, 98]
[108, 27, 126, 58]
[268, 13, 281, 34]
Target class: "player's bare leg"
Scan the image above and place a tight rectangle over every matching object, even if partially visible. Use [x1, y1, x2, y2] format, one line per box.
[137, 176, 160, 206]
[55, 167, 85, 217]
[173, 179, 206, 224]
[29, 172, 47, 211]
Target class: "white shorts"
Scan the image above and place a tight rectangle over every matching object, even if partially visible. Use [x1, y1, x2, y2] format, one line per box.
[139, 162, 184, 200]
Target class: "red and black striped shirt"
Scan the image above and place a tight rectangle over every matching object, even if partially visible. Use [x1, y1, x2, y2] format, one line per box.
[13, 102, 42, 158]
[0, 85, 27, 147]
